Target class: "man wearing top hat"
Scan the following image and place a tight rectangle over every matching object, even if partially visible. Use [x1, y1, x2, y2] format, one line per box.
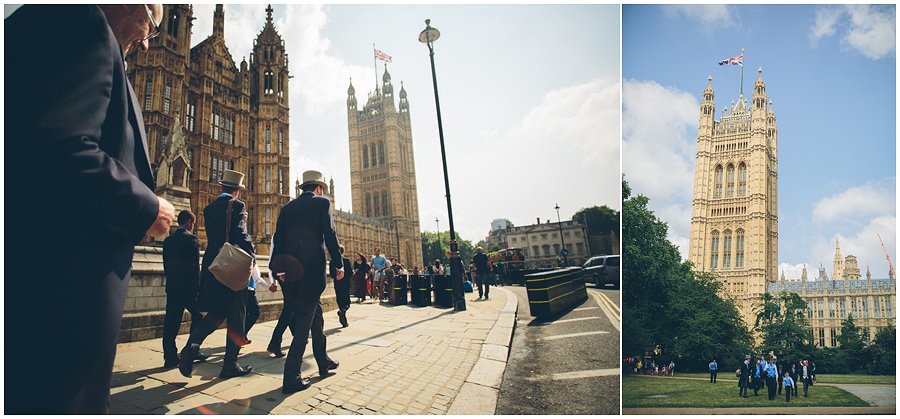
[179, 169, 256, 379]
[271, 170, 344, 393]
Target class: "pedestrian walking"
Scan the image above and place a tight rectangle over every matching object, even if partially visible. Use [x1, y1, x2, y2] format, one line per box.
[765, 357, 777, 400]
[783, 372, 794, 402]
[352, 253, 371, 303]
[267, 243, 291, 358]
[6, 4, 174, 414]
[709, 359, 718, 383]
[496, 260, 506, 286]
[246, 261, 278, 340]
[739, 355, 751, 398]
[332, 245, 353, 327]
[800, 360, 812, 397]
[162, 210, 208, 368]
[270, 170, 343, 394]
[371, 248, 388, 300]
[473, 247, 491, 300]
[777, 364, 783, 395]
[179, 170, 255, 379]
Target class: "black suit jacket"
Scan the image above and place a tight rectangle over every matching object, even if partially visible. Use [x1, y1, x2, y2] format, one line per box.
[199, 195, 255, 311]
[163, 228, 200, 298]
[271, 191, 343, 304]
[5, 5, 159, 414]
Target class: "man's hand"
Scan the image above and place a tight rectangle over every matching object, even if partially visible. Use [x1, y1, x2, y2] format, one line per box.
[147, 196, 175, 237]
[336, 268, 344, 280]
[268, 283, 278, 292]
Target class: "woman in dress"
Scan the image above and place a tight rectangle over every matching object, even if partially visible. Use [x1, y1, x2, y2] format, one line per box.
[352, 252, 370, 303]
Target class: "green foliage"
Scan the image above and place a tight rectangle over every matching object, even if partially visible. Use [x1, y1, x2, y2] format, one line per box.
[867, 326, 896, 375]
[622, 177, 751, 371]
[753, 292, 816, 362]
[420, 231, 475, 268]
[572, 205, 620, 237]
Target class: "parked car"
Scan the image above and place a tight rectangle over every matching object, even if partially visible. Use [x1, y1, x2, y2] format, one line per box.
[582, 255, 619, 288]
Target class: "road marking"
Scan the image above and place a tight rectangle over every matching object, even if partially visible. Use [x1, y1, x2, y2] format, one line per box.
[525, 368, 620, 381]
[589, 289, 620, 332]
[536, 316, 604, 326]
[541, 330, 609, 341]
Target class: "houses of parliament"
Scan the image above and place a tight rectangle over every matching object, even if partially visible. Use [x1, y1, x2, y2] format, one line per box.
[128, 4, 422, 266]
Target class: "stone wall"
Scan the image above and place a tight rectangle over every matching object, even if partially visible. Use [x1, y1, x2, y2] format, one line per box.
[118, 246, 337, 343]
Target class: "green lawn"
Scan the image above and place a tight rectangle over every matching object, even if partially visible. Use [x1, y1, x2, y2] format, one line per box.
[663, 372, 895, 385]
[623, 375, 870, 408]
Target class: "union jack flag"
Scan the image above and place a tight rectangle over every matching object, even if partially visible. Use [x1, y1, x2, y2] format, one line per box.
[374, 48, 392, 63]
[718, 53, 742, 67]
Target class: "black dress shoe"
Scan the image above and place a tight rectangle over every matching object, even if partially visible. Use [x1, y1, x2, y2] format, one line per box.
[319, 360, 339, 377]
[220, 364, 252, 378]
[178, 344, 198, 377]
[338, 311, 349, 328]
[282, 377, 311, 394]
[267, 343, 285, 358]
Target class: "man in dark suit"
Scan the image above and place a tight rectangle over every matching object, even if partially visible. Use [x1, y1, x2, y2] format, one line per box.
[271, 170, 344, 394]
[178, 170, 255, 379]
[331, 244, 354, 327]
[162, 210, 209, 368]
[5, 4, 174, 414]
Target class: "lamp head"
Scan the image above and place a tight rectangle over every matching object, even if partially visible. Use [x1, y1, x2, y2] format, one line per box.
[419, 19, 441, 44]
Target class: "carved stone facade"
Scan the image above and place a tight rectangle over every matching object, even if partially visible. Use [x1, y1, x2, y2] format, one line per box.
[345, 69, 423, 267]
[505, 220, 592, 269]
[688, 69, 779, 326]
[127, 5, 291, 251]
[768, 238, 895, 347]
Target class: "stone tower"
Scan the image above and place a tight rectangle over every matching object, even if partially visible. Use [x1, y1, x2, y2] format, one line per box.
[833, 236, 845, 280]
[688, 69, 779, 327]
[346, 67, 423, 267]
[127, 4, 291, 250]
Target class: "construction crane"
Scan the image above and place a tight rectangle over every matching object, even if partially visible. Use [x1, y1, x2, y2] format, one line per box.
[877, 233, 896, 278]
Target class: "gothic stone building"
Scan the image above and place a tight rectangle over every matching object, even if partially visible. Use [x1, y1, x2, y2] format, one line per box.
[768, 237, 896, 347]
[127, 5, 291, 252]
[687, 69, 779, 326]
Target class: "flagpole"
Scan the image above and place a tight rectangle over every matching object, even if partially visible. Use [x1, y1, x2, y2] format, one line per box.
[373, 43, 379, 92]
[740, 47, 744, 97]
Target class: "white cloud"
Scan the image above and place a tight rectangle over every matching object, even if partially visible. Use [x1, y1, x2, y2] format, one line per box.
[811, 179, 896, 223]
[808, 5, 896, 60]
[663, 5, 736, 31]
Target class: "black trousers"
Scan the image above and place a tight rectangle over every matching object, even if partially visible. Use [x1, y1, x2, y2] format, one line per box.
[476, 273, 490, 298]
[245, 289, 260, 336]
[766, 376, 777, 400]
[283, 297, 331, 382]
[710, 370, 717, 383]
[334, 277, 351, 311]
[187, 289, 248, 366]
[270, 281, 295, 348]
[163, 292, 203, 361]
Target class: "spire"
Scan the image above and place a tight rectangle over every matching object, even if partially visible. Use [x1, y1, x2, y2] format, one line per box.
[213, 4, 225, 39]
[802, 264, 808, 281]
[266, 4, 273, 25]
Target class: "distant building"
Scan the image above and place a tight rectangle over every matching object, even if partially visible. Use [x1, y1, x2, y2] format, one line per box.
[768, 238, 895, 347]
[505, 219, 591, 268]
[485, 219, 513, 249]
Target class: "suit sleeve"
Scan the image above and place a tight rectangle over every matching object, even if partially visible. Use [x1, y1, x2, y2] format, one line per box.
[8, 5, 159, 243]
[230, 200, 256, 261]
[320, 198, 343, 271]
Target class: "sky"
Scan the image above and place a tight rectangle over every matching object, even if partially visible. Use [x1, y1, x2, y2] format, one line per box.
[623, 5, 897, 280]
[184, 4, 621, 245]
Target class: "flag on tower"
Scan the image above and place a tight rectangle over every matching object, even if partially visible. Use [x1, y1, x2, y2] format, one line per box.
[718, 53, 743, 67]
[374, 48, 392, 63]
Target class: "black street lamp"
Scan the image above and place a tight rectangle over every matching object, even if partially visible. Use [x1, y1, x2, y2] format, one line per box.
[420, 19, 465, 311]
[555, 203, 568, 267]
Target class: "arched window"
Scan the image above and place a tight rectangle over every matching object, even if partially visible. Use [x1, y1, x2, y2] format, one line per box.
[710, 231, 719, 269]
[373, 194, 380, 217]
[279, 130, 284, 155]
[163, 82, 172, 114]
[166, 9, 179, 37]
[723, 230, 732, 268]
[249, 166, 255, 192]
[187, 148, 194, 179]
[736, 229, 745, 267]
[265, 126, 271, 152]
[714, 165, 723, 197]
[382, 191, 389, 216]
[279, 169, 284, 194]
[379, 142, 386, 165]
[738, 163, 747, 195]
[265, 208, 271, 236]
[264, 70, 274, 95]
[265, 167, 271, 193]
[726, 164, 735, 196]
[370, 144, 377, 167]
[248, 207, 254, 235]
[363, 147, 369, 168]
[365, 194, 371, 217]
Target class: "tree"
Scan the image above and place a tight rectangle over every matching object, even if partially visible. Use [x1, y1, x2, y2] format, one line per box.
[421, 231, 475, 270]
[573, 205, 620, 237]
[622, 177, 751, 370]
[753, 292, 815, 363]
[836, 314, 867, 373]
[868, 326, 896, 375]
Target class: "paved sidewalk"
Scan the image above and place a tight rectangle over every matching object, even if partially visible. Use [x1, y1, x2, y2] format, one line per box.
[110, 287, 517, 415]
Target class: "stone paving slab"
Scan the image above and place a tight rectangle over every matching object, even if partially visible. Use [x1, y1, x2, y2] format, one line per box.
[110, 287, 517, 414]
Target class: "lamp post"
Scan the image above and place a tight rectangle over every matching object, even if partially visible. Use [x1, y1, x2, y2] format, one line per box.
[420, 19, 465, 311]
[555, 203, 568, 267]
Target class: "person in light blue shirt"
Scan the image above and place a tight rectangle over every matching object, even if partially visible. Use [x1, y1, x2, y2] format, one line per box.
[753, 360, 762, 396]
[765, 357, 778, 400]
[783, 372, 794, 402]
[709, 359, 718, 383]
[371, 248, 388, 299]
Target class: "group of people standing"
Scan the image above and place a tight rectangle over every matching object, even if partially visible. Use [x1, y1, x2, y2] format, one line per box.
[737, 356, 816, 402]
[624, 357, 676, 376]
[349, 248, 406, 303]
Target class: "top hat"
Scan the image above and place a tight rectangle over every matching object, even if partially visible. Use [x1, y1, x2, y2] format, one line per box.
[299, 170, 328, 190]
[220, 169, 246, 189]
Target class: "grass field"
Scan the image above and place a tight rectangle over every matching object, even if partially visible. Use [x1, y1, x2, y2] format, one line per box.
[623, 375, 870, 408]
[664, 372, 896, 385]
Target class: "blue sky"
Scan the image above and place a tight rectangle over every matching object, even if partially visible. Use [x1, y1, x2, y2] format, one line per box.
[623, 5, 896, 280]
[186, 4, 621, 245]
